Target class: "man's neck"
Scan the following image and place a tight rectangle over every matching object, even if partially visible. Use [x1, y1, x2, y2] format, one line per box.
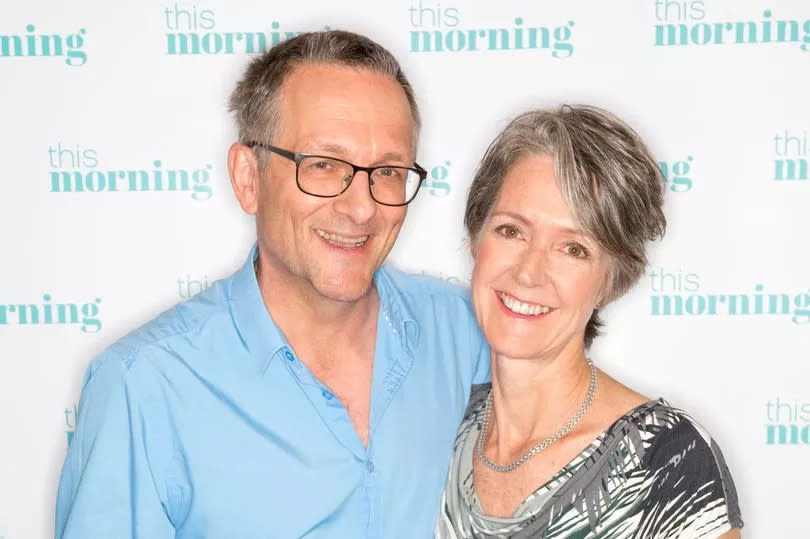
[254, 254, 380, 369]
[253, 251, 380, 446]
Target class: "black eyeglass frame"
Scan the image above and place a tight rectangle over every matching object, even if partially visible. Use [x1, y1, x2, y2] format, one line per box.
[246, 141, 428, 207]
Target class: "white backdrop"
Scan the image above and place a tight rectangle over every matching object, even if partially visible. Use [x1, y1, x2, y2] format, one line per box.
[1, 1, 808, 537]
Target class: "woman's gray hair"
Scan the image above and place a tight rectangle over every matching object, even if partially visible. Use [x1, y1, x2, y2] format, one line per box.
[465, 105, 666, 347]
[229, 30, 421, 167]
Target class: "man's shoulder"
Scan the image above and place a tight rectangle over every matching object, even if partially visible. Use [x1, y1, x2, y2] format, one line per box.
[91, 279, 232, 376]
[379, 265, 471, 303]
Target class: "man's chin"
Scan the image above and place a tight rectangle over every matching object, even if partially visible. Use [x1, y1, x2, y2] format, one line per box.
[311, 271, 376, 303]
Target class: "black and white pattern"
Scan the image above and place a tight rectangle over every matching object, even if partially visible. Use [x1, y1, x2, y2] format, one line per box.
[435, 385, 743, 538]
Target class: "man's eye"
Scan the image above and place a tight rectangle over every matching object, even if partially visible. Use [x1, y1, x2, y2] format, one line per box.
[311, 160, 333, 170]
[495, 225, 520, 239]
[376, 168, 405, 180]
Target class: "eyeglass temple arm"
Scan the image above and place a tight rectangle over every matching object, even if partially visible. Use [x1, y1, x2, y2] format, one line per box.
[245, 141, 297, 162]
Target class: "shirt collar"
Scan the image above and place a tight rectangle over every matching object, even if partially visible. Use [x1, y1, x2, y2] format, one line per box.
[228, 244, 290, 372]
[228, 245, 421, 370]
[374, 266, 420, 353]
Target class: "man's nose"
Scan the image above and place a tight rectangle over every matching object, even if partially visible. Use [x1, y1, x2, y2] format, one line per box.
[333, 171, 377, 223]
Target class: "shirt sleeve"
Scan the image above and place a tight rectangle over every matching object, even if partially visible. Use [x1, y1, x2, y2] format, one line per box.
[637, 416, 743, 539]
[469, 307, 491, 386]
[55, 350, 177, 539]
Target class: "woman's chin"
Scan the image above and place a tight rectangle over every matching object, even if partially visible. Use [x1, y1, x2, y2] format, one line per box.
[488, 339, 551, 362]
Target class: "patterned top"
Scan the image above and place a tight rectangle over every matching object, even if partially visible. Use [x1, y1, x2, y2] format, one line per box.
[435, 385, 743, 538]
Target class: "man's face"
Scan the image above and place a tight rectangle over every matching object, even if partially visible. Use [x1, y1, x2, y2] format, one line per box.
[253, 64, 415, 302]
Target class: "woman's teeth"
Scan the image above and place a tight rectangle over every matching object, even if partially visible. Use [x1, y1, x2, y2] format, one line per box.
[499, 292, 550, 316]
[315, 229, 369, 248]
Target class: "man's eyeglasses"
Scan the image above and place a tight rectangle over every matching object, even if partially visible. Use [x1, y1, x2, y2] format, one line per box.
[246, 142, 428, 207]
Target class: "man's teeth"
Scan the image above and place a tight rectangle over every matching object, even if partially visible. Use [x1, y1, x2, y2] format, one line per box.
[315, 229, 369, 247]
[499, 293, 550, 316]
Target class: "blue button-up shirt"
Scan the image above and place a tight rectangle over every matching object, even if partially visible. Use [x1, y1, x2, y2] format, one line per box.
[55, 247, 490, 538]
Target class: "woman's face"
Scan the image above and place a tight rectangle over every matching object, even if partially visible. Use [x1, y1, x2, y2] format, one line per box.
[471, 153, 611, 361]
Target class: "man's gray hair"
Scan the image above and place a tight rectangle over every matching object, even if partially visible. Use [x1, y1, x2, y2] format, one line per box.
[229, 30, 421, 166]
[464, 105, 666, 347]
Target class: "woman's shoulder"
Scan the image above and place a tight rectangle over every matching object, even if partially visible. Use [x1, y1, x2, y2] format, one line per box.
[454, 384, 491, 442]
[610, 398, 735, 477]
[465, 383, 491, 418]
[625, 399, 729, 458]
[620, 398, 744, 533]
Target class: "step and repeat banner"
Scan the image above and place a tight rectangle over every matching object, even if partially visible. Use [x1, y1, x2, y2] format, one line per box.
[1, 0, 808, 537]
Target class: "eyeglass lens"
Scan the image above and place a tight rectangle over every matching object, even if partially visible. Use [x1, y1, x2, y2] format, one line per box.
[298, 156, 421, 205]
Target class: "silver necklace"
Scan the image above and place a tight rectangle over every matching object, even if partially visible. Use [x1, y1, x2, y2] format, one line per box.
[476, 358, 597, 473]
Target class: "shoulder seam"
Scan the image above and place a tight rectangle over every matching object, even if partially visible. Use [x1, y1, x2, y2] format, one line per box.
[109, 307, 226, 369]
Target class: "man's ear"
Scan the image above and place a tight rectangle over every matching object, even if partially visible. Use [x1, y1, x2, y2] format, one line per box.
[228, 142, 260, 215]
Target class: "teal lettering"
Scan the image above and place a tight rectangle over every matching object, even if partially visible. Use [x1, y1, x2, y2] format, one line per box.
[18, 304, 40, 324]
[690, 23, 713, 45]
[0, 34, 23, 56]
[445, 30, 466, 51]
[685, 295, 706, 315]
[552, 22, 574, 58]
[80, 299, 102, 333]
[201, 32, 223, 54]
[777, 20, 800, 42]
[775, 158, 808, 180]
[655, 24, 689, 46]
[244, 31, 266, 53]
[487, 28, 510, 50]
[38, 34, 64, 56]
[651, 295, 683, 315]
[767, 424, 810, 444]
[411, 30, 443, 52]
[735, 21, 758, 43]
[167, 33, 200, 54]
[727, 294, 750, 315]
[51, 171, 84, 192]
[86, 171, 107, 192]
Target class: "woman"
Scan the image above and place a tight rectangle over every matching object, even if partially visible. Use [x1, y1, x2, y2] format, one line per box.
[436, 106, 742, 538]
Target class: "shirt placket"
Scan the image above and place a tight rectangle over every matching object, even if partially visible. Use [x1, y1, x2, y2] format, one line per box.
[277, 346, 366, 460]
[275, 296, 415, 539]
[364, 303, 415, 538]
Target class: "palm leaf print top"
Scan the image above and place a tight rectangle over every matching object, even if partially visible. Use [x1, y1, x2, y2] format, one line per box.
[435, 385, 743, 538]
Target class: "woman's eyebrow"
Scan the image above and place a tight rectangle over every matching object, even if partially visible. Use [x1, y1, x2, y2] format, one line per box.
[489, 211, 531, 226]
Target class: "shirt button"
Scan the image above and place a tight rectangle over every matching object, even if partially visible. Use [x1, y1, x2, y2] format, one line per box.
[366, 460, 375, 473]
[284, 350, 295, 361]
[321, 390, 333, 400]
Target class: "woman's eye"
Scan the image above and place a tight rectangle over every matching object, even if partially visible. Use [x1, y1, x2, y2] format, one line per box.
[495, 225, 520, 239]
[566, 243, 589, 258]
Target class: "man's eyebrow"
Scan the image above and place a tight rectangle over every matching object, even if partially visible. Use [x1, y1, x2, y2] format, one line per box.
[377, 151, 408, 165]
[306, 142, 350, 156]
[303, 144, 409, 165]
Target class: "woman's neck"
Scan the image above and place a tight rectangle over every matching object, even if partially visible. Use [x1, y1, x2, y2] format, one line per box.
[487, 342, 594, 460]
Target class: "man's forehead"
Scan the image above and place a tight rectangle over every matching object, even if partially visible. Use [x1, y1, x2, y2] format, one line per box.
[298, 140, 409, 162]
[273, 65, 416, 159]
[278, 64, 412, 122]
[282, 63, 402, 99]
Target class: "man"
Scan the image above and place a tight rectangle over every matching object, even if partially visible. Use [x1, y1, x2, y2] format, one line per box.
[55, 30, 489, 538]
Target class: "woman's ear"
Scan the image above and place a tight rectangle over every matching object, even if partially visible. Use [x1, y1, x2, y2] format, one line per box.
[469, 234, 480, 261]
[595, 265, 613, 309]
